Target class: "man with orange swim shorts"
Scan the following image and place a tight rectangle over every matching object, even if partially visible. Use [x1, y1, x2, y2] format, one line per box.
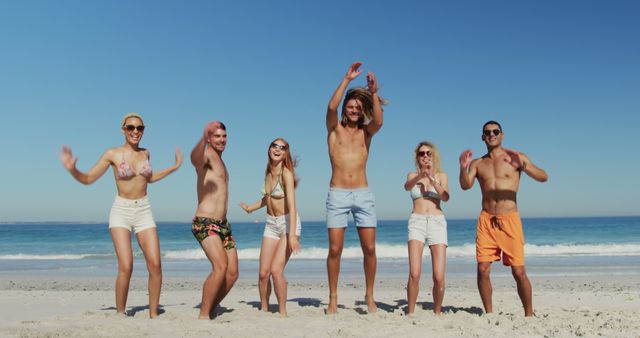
[476, 210, 525, 266]
[459, 120, 548, 317]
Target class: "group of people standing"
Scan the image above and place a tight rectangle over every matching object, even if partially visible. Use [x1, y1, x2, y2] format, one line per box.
[59, 61, 548, 320]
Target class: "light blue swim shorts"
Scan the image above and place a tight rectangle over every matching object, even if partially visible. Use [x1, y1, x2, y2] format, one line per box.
[326, 188, 377, 228]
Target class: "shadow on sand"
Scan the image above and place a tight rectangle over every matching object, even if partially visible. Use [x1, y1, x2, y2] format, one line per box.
[393, 298, 484, 315]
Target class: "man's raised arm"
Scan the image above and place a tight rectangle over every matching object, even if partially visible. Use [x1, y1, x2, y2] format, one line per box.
[327, 62, 362, 131]
[365, 71, 383, 136]
[459, 149, 477, 190]
[191, 123, 214, 168]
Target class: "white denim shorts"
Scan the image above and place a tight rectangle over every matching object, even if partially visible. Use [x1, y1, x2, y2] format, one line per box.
[407, 213, 448, 246]
[264, 213, 302, 239]
[108, 196, 157, 234]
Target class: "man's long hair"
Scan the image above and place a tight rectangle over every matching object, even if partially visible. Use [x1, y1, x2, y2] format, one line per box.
[341, 87, 388, 126]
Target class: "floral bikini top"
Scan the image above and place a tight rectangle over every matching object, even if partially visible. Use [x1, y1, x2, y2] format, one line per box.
[117, 151, 152, 180]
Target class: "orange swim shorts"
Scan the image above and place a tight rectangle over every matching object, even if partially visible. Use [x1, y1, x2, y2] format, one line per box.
[476, 210, 525, 266]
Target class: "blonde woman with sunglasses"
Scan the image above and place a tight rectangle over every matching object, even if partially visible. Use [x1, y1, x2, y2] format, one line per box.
[239, 138, 301, 316]
[404, 141, 450, 315]
[58, 112, 182, 318]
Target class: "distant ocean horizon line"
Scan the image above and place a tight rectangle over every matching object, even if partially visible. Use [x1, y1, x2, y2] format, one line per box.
[2, 214, 640, 224]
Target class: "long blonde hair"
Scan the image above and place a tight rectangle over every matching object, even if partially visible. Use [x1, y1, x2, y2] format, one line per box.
[265, 138, 299, 188]
[414, 141, 441, 174]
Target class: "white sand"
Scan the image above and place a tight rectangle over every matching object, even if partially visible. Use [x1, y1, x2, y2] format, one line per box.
[1, 275, 639, 337]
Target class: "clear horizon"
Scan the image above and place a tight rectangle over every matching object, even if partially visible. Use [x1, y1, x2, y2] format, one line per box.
[1, 0, 639, 222]
[2, 215, 639, 224]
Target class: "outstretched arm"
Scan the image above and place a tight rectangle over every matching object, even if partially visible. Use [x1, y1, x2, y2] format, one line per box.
[459, 149, 477, 190]
[239, 196, 267, 213]
[283, 169, 301, 254]
[58, 145, 111, 185]
[150, 147, 183, 183]
[327, 62, 362, 131]
[506, 150, 548, 182]
[365, 71, 383, 136]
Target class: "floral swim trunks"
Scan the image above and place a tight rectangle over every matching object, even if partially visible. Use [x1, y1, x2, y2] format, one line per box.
[191, 216, 236, 250]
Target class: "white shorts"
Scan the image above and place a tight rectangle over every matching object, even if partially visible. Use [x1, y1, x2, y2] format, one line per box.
[408, 213, 448, 246]
[264, 213, 302, 239]
[108, 196, 157, 234]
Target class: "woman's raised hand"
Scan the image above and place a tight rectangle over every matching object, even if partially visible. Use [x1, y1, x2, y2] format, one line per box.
[58, 145, 78, 171]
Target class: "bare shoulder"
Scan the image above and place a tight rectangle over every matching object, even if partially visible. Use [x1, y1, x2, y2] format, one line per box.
[103, 147, 121, 162]
[470, 157, 485, 167]
[327, 124, 343, 145]
[281, 167, 294, 185]
[407, 172, 418, 180]
[327, 118, 340, 133]
[333, 122, 346, 134]
[516, 152, 535, 168]
[363, 124, 378, 138]
[208, 152, 227, 173]
[437, 172, 448, 180]
[282, 166, 294, 177]
[471, 157, 492, 175]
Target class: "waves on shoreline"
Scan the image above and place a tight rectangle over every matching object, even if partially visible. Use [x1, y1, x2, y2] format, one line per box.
[3, 242, 639, 260]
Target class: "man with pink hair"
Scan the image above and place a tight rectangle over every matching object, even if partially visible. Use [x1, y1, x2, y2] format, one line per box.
[190, 121, 239, 319]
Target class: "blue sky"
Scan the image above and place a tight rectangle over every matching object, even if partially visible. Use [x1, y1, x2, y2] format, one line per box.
[1, 0, 638, 222]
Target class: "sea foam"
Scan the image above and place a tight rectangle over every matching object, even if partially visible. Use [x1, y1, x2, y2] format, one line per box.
[3, 243, 638, 260]
[161, 242, 640, 260]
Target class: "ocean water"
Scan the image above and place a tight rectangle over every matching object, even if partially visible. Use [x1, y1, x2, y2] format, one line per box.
[1, 217, 639, 279]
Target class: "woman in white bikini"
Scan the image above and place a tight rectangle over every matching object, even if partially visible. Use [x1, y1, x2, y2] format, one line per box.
[404, 141, 450, 315]
[58, 112, 182, 318]
[239, 137, 301, 316]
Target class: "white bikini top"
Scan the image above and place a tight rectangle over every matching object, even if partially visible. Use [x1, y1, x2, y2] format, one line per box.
[261, 172, 285, 198]
[410, 178, 441, 201]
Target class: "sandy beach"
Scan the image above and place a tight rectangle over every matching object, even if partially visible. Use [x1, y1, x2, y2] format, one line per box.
[1, 274, 638, 337]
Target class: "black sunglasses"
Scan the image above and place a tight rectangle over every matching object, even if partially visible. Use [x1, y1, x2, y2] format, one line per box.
[124, 124, 145, 132]
[270, 143, 287, 151]
[417, 150, 433, 158]
[483, 129, 501, 137]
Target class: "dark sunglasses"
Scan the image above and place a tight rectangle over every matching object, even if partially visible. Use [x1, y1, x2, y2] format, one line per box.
[270, 143, 287, 151]
[124, 125, 145, 132]
[483, 129, 501, 137]
[417, 150, 433, 158]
